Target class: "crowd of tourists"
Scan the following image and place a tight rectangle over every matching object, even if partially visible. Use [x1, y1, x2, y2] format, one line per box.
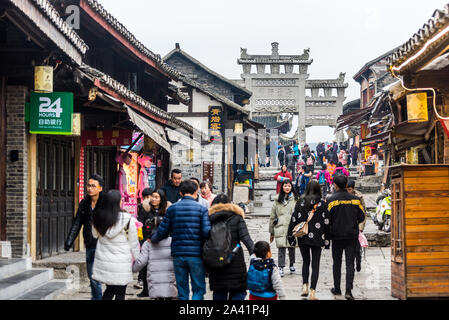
[64, 156, 366, 301]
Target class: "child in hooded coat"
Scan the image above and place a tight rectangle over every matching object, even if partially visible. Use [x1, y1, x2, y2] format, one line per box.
[132, 216, 177, 300]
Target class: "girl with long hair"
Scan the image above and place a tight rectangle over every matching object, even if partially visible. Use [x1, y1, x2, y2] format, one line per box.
[92, 190, 140, 300]
[287, 180, 331, 300]
[269, 180, 298, 277]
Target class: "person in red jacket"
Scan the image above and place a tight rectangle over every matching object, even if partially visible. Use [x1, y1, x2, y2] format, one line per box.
[274, 165, 293, 194]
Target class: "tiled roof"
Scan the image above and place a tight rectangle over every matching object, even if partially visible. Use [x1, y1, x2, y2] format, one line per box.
[306, 78, 348, 89]
[387, 3, 449, 71]
[77, 64, 202, 137]
[12, 0, 88, 54]
[178, 75, 249, 115]
[83, 0, 180, 79]
[168, 84, 191, 105]
[164, 47, 252, 97]
[252, 116, 289, 129]
[353, 47, 399, 81]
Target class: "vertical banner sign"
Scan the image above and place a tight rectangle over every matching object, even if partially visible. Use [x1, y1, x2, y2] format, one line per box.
[202, 161, 214, 185]
[30, 92, 73, 134]
[79, 147, 85, 202]
[209, 106, 223, 142]
[122, 152, 138, 217]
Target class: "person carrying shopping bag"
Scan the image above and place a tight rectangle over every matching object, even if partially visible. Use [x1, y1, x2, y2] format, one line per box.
[287, 180, 331, 300]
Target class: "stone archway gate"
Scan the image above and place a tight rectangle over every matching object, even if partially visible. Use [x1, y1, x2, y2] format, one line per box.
[237, 42, 348, 144]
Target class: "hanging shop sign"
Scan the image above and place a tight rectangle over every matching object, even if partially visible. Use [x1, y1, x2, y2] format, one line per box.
[203, 161, 214, 185]
[209, 106, 223, 142]
[81, 130, 133, 147]
[72, 113, 81, 136]
[407, 92, 428, 123]
[122, 152, 139, 217]
[234, 123, 243, 134]
[34, 66, 53, 93]
[29, 92, 73, 135]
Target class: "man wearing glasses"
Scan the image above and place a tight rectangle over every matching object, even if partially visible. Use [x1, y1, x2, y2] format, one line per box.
[64, 174, 105, 300]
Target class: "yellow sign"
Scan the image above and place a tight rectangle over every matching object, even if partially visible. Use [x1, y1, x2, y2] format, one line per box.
[407, 92, 428, 123]
[234, 123, 243, 134]
[364, 146, 371, 160]
[34, 66, 53, 93]
[406, 147, 419, 164]
[72, 113, 81, 136]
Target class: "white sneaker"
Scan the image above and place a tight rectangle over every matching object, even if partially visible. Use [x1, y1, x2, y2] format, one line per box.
[279, 267, 284, 277]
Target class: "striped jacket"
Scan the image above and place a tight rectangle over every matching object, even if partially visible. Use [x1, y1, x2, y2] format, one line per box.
[326, 190, 366, 240]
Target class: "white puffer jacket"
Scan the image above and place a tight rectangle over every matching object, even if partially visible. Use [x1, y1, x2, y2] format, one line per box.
[92, 212, 140, 286]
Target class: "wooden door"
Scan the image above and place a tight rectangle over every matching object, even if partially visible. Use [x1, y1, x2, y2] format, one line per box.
[36, 136, 74, 259]
[83, 147, 117, 192]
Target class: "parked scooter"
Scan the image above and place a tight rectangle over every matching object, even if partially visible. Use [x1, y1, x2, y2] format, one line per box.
[373, 189, 391, 232]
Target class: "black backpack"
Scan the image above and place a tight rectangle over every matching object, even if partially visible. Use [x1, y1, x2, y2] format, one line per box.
[202, 217, 233, 268]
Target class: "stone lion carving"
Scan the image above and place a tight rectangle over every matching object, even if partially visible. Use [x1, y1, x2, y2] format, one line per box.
[240, 48, 248, 58]
[339, 72, 346, 80]
[301, 48, 310, 60]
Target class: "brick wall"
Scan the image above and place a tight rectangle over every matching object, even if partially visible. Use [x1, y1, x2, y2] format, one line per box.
[170, 142, 227, 194]
[6, 86, 28, 258]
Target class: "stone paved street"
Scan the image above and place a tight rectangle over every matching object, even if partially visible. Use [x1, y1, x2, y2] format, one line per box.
[55, 213, 396, 300]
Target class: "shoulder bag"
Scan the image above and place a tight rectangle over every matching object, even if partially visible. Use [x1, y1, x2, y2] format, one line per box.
[292, 203, 318, 238]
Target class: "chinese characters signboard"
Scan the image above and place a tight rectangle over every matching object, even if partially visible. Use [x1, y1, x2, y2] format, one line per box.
[29, 92, 73, 135]
[209, 106, 223, 141]
[203, 161, 214, 185]
[81, 130, 133, 147]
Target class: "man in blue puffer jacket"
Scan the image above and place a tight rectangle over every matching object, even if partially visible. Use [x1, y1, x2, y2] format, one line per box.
[151, 179, 211, 300]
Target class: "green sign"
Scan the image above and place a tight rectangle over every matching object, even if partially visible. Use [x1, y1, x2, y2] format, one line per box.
[29, 92, 73, 135]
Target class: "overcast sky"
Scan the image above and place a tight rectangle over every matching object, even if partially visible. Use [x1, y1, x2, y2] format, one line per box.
[100, 0, 447, 142]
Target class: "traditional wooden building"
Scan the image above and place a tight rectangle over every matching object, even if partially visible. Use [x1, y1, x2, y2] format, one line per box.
[386, 4, 449, 299]
[164, 45, 264, 202]
[1, 0, 198, 261]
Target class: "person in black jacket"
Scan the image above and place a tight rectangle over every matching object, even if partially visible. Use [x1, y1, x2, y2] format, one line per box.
[64, 174, 105, 300]
[207, 194, 254, 300]
[136, 188, 171, 297]
[287, 180, 331, 300]
[326, 175, 365, 300]
[161, 169, 183, 203]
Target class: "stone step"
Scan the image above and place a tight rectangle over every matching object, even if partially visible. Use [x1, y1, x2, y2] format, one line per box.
[14, 280, 67, 300]
[0, 258, 30, 280]
[0, 268, 53, 300]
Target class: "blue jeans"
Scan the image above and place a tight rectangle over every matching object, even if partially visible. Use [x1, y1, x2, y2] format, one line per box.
[86, 248, 103, 300]
[173, 256, 206, 300]
[213, 291, 247, 301]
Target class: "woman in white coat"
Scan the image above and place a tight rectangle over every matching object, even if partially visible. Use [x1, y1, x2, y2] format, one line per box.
[92, 190, 140, 300]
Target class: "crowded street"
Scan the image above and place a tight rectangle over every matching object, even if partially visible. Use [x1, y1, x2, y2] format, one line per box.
[1, 0, 449, 305]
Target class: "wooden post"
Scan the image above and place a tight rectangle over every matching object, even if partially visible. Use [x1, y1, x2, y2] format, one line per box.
[0, 77, 6, 241]
[28, 134, 37, 260]
[74, 137, 82, 252]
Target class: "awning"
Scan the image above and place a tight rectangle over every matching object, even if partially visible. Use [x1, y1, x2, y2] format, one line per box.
[361, 131, 391, 146]
[166, 127, 200, 149]
[127, 107, 172, 153]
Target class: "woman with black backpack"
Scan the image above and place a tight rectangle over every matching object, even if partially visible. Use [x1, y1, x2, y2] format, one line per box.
[287, 181, 331, 300]
[206, 194, 254, 300]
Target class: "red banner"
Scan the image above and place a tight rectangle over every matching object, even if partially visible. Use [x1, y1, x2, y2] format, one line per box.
[79, 147, 85, 202]
[81, 130, 133, 147]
